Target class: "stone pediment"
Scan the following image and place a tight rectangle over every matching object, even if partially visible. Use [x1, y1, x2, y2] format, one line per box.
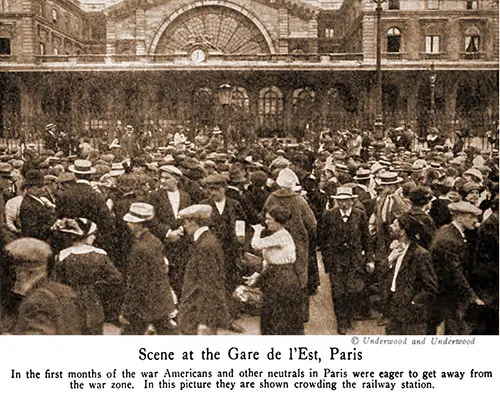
[106, 0, 319, 20]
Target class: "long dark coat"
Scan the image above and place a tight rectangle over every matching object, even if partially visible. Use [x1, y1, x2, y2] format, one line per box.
[408, 207, 437, 250]
[430, 223, 477, 333]
[56, 182, 115, 251]
[178, 230, 231, 334]
[122, 229, 176, 322]
[53, 247, 122, 334]
[147, 188, 192, 296]
[386, 242, 437, 325]
[202, 196, 246, 295]
[318, 206, 373, 293]
[19, 195, 56, 242]
[14, 278, 83, 335]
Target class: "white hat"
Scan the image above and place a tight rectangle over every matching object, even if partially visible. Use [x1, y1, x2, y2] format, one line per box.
[159, 165, 183, 178]
[109, 162, 125, 177]
[276, 168, 299, 189]
[123, 203, 155, 223]
[69, 159, 96, 175]
[463, 168, 483, 183]
[178, 204, 213, 220]
[375, 171, 403, 185]
[332, 186, 358, 199]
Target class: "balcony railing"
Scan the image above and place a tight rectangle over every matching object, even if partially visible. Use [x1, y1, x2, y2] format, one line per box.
[460, 51, 486, 60]
[383, 52, 407, 60]
[29, 52, 365, 65]
[420, 52, 446, 60]
[0, 54, 16, 63]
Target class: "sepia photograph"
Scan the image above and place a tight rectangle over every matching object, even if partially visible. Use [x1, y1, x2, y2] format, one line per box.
[0, 0, 498, 337]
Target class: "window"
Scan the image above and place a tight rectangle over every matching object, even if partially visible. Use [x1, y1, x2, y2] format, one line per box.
[466, 0, 478, 9]
[40, 42, 46, 55]
[52, 8, 58, 24]
[387, 27, 401, 53]
[259, 87, 283, 129]
[427, 0, 440, 9]
[388, 0, 400, 10]
[1, 0, 8, 13]
[53, 47, 59, 55]
[0, 38, 11, 55]
[325, 28, 335, 38]
[465, 26, 481, 52]
[426, 35, 440, 53]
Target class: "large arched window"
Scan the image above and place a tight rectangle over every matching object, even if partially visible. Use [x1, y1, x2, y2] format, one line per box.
[192, 87, 214, 126]
[387, 27, 401, 53]
[464, 26, 481, 53]
[231, 87, 249, 112]
[292, 87, 315, 137]
[259, 86, 283, 130]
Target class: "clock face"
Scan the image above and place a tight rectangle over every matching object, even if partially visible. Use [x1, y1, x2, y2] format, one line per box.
[190, 48, 206, 63]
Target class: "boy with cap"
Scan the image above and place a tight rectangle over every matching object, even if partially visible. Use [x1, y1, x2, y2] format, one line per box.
[177, 204, 231, 335]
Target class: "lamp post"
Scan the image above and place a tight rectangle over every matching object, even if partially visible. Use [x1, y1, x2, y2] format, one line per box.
[372, 0, 386, 140]
[429, 63, 437, 126]
[218, 83, 232, 151]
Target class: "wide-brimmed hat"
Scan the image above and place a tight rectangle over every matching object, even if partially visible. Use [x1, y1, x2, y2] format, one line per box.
[69, 159, 96, 175]
[0, 162, 13, 178]
[51, 218, 97, 237]
[463, 168, 483, 183]
[375, 171, 403, 185]
[123, 202, 155, 223]
[411, 159, 428, 172]
[332, 186, 358, 200]
[45, 123, 56, 131]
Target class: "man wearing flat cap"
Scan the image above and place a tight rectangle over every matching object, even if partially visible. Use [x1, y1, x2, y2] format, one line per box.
[147, 165, 192, 297]
[177, 205, 231, 335]
[5, 238, 83, 334]
[429, 201, 485, 334]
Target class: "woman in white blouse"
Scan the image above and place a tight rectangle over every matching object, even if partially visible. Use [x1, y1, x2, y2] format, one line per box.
[249, 206, 303, 335]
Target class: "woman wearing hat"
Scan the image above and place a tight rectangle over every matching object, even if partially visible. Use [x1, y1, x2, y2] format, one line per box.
[52, 218, 122, 335]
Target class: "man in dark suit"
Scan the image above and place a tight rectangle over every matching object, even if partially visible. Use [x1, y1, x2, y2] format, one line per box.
[318, 186, 374, 334]
[429, 201, 485, 335]
[121, 203, 177, 335]
[20, 170, 56, 242]
[385, 213, 437, 335]
[177, 204, 231, 335]
[147, 165, 192, 297]
[56, 160, 115, 252]
[407, 186, 437, 250]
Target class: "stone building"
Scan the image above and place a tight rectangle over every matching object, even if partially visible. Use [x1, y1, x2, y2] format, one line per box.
[0, 0, 498, 141]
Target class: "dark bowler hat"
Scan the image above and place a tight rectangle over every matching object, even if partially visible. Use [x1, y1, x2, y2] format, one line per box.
[25, 169, 45, 187]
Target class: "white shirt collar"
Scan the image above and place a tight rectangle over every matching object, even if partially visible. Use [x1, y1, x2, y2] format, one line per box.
[76, 179, 90, 185]
[214, 197, 226, 215]
[451, 221, 466, 238]
[58, 245, 107, 262]
[193, 226, 209, 242]
[340, 207, 352, 218]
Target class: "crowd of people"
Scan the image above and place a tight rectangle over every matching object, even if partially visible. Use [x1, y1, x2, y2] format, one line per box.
[0, 121, 498, 335]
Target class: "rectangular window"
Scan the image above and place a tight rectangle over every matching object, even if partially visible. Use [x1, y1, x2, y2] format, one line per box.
[427, 0, 440, 9]
[388, 0, 400, 10]
[466, 0, 478, 9]
[0, 38, 11, 55]
[40, 42, 46, 55]
[53, 47, 59, 55]
[325, 28, 335, 38]
[387, 36, 401, 52]
[426, 36, 440, 53]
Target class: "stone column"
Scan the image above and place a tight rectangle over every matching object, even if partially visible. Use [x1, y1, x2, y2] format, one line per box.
[447, 18, 460, 61]
[308, 18, 318, 53]
[278, 7, 289, 54]
[135, 7, 146, 55]
[105, 14, 116, 56]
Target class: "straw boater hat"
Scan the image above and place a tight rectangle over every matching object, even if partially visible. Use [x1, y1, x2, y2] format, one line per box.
[213, 126, 222, 135]
[354, 168, 372, 181]
[332, 186, 358, 200]
[375, 171, 403, 185]
[123, 202, 155, 223]
[69, 159, 96, 175]
[109, 162, 125, 177]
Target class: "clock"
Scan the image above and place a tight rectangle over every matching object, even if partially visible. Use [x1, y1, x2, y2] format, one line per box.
[190, 48, 206, 63]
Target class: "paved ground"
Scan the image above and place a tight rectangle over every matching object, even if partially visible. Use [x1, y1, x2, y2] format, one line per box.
[104, 255, 385, 336]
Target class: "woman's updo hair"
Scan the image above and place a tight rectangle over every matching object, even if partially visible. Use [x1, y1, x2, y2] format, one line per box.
[267, 205, 291, 225]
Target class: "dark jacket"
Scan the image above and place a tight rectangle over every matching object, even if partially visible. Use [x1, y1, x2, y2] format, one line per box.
[122, 229, 176, 322]
[20, 195, 56, 242]
[429, 197, 452, 228]
[408, 207, 437, 250]
[387, 242, 437, 323]
[178, 230, 231, 334]
[14, 278, 83, 335]
[319, 206, 373, 293]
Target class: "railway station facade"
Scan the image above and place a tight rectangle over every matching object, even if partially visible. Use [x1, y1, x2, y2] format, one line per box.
[0, 0, 498, 141]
